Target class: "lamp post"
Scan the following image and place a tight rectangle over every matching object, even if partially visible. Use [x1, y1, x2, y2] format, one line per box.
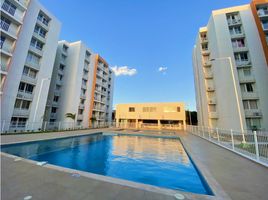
[210, 57, 245, 143]
[32, 77, 51, 129]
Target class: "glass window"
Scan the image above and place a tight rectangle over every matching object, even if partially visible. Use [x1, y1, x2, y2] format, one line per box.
[51, 107, 57, 113]
[0, 36, 5, 48]
[0, 16, 11, 31]
[249, 100, 258, 109]
[25, 84, 34, 93]
[18, 82, 25, 91]
[21, 100, 30, 109]
[129, 107, 135, 112]
[14, 99, 21, 108]
[246, 83, 253, 92]
[243, 101, 249, 110]
[177, 107, 181, 112]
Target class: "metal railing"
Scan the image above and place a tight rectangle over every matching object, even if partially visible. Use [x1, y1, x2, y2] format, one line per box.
[186, 125, 268, 167]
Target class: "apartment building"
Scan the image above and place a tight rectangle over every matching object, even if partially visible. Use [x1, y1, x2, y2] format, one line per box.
[0, 0, 61, 131]
[44, 41, 114, 128]
[193, 0, 268, 131]
[89, 55, 114, 125]
[115, 103, 186, 130]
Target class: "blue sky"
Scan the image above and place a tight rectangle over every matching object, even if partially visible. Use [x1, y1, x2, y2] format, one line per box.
[40, 0, 249, 111]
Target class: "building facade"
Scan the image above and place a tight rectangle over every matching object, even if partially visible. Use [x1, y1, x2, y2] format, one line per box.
[44, 41, 114, 128]
[1, 0, 61, 131]
[89, 55, 114, 125]
[115, 103, 186, 130]
[193, 0, 268, 131]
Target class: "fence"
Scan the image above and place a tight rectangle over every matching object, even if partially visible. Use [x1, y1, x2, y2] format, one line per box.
[1, 121, 184, 134]
[1, 121, 113, 134]
[186, 125, 268, 167]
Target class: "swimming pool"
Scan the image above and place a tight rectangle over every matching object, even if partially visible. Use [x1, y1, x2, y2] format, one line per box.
[1, 133, 212, 195]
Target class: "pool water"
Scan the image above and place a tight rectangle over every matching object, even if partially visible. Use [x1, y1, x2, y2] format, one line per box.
[1, 133, 212, 195]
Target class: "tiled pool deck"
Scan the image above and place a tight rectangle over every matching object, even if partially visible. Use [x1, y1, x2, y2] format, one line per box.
[1, 129, 268, 200]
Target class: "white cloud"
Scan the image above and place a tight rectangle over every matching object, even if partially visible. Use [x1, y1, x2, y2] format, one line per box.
[158, 66, 168, 74]
[111, 66, 137, 76]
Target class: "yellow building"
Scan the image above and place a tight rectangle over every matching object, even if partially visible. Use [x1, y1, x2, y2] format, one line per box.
[115, 102, 186, 130]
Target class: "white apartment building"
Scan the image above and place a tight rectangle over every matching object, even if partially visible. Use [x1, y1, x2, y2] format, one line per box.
[0, 0, 61, 131]
[44, 41, 114, 128]
[193, 0, 268, 131]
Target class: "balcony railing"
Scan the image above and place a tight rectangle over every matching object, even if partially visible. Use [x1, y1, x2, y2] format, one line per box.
[13, 108, 30, 116]
[17, 90, 33, 100]
[244, 110, 262, 118]
[258, 9, 268, 17]
[227, 19, 241, 26]
[241, 92, 259, 100]
[25, 59, 40, 70]
[21, 74, 37, 85]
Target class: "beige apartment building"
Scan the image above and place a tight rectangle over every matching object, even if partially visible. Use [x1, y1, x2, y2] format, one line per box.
[193, 0, 268, 131]
[115, 103, 186, 130]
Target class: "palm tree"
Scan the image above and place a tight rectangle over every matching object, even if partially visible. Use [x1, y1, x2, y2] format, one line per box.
[65, 113, 76, 129]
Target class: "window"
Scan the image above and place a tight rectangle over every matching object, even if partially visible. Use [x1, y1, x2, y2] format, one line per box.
[63, 44, 68, 52]
[53, 96, 59, 102]
[59, 64, 65, 71]
[25, 84, 34, 93]
[23, 66, 37, 78]
[2, 1, 16, 16]
[26, 52, 40, 64]
[18, 82, 25, 91]
[14, 99, 31, 109]
[177, 107, 181, 112]
[11, 117, 27, 127]
[232, 39, 245, 48]
[61, 54, 66, 60]
[201, 43, 208, 51]
[129, 107, 135, 112]
[246, 118, 261, 130]
[0, 36, 5, 49]
[51, 107, 57, 113]
[78, 109, 83, 114]
[37, 12, 50, 26]
[142, 107, 156, 112]
[55, 85, 61, 90]
[0, 16, 11, 31]
[243, 100, 257, 110]
[229, 26, 242, 35]
[235, 52, 248, 62]
[30, 38, 44, 50]
[246, 83, 253, 92]
[34, 25, 47, 38]
[163, 107, 177, 113]
[57, 74, 63, 80]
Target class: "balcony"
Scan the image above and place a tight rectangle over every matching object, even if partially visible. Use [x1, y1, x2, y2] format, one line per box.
[10, 0, 28, 10]
[77, 114, 83, 121]
[13, 108, 30, 117]
[202, 49, 210, 55]
[244, 110, 262, 118]
[230, 32, 245, 39]
[58, 69, 64, 75]
[54, 90, 60, 96]
[200, 38, 208, 43]
[239, 75, 255, 83]
[0, 22, 18, 39]
[50, 113, 57, 119]
[81, 83, 87, 90]
[29, 45, 43, 56]
[241, 92, 259, 100]
[1, 2, 23, 24]
[79, 103, 85, 109]
[0, 45, 13, 57]
[232, 46, 248, 53]
[206, 86, 215, 92]
[235, 60, 251, 68]
[209, 112, 218, 119]
[203, 60, 212, 67]
[80, 93, 86, 99]
[25, 59, 40, 71]
[258, 9, 268, 19]
[36, 17, 49, 30]
[208, 98, 216, 105]
[21, 74, 37, 85]
[33, 31, 46, 43]
[82, 73, 88, 80]
[204, 71, 213, 79]
[227, 19, 242, 26]
[262, 23, 268, 32]
[0, 63, 8, 75]
[84, 64, 89, 72]
[56, 79, 63, 86]
[52, 101, 59, 107]
[17, 90, 33, 100]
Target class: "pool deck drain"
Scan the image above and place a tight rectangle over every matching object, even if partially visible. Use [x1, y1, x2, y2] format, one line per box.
[1, 128, 268, 200]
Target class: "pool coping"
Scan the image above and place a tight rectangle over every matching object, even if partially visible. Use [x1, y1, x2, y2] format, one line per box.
[1, 131, 231, 200]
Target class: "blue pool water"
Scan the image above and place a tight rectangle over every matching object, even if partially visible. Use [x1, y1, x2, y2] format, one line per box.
[1, 133, 212, 195]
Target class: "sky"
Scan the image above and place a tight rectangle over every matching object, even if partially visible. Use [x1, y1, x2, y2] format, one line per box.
[40, 0, 249, 111]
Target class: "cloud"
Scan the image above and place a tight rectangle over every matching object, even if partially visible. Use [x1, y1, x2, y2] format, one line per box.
[111, 66, 137, 76]
[158, 66, 168, 74]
